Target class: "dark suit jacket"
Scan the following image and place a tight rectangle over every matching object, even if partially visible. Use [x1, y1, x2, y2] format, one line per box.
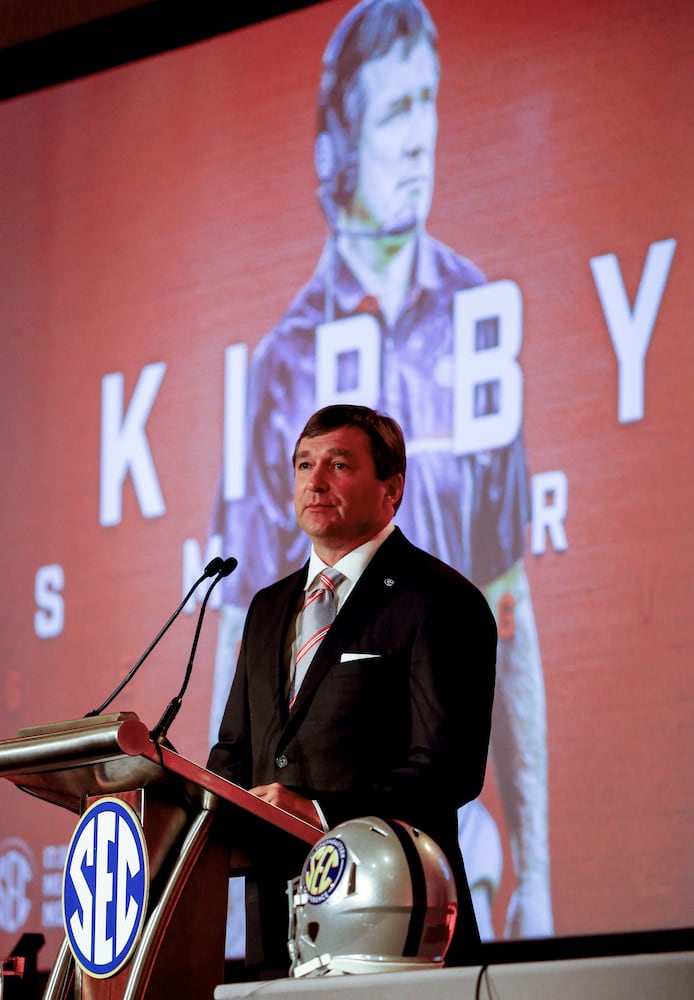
[208, 526, 497, 967]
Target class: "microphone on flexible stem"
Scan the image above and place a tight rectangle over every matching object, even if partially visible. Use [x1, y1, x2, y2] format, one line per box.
[150, 556, 238, 746]
[84, 556, 227, 718]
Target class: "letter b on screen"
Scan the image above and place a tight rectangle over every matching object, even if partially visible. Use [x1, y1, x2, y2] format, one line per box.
[453, 280, 523, 453]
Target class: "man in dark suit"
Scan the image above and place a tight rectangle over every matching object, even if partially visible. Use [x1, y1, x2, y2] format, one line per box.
[208, 404, 497, 973]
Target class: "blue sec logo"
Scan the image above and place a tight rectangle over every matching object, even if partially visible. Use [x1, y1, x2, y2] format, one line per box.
[302, 837, 347, 904]
[62, 798, 149, 978]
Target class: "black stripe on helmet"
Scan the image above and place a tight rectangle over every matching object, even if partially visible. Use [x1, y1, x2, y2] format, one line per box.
[381, 818, 427, 957]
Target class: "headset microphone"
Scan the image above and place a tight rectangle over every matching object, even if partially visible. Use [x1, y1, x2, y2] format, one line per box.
[318, 181, 418, 322]
[317, 180, 418, 241]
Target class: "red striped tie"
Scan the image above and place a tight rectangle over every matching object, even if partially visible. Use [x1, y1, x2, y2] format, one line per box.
[289, 568, 344, 708]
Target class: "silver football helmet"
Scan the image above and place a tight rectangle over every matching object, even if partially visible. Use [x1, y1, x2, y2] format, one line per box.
[287, 815, 458, 977]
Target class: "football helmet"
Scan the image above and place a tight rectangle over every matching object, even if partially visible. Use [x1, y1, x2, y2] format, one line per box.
[287, 815, 457, 977]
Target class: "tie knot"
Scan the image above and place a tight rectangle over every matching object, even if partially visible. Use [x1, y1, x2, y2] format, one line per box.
[314, 567, 344, 594]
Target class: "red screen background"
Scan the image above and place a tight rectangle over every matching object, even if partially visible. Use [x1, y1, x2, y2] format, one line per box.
[1, 0, 692, 963]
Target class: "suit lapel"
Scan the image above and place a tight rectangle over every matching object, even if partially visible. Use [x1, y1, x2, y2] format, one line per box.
[260, 567, 307, 724]
[282, 529, 411, 728]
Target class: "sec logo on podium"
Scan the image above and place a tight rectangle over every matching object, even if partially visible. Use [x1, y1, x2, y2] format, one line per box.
[62, 798, 149, 978]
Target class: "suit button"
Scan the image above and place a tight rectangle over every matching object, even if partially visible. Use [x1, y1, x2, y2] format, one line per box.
[275, 754, 289, 769]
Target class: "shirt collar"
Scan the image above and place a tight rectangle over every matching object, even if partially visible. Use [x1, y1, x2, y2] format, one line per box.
[305, 521, 395, 592]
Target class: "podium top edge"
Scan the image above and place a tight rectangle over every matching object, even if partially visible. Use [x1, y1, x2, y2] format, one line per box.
[16, 712, 143, 739]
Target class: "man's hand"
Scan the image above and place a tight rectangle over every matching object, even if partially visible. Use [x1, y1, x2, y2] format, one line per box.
[250, 782, 322, 827]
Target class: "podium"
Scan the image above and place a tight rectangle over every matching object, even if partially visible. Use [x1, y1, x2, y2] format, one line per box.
[0, 713, 323, 1000]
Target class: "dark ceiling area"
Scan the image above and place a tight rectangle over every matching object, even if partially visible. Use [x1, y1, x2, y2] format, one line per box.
[0, 0, 322, 99]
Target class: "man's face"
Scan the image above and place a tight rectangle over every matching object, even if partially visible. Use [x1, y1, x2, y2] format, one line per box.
[294, 425, 403, 560]
[350, 38, 439, 233]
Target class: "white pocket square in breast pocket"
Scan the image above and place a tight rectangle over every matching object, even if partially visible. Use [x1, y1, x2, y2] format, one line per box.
[340, 652, 381, 662]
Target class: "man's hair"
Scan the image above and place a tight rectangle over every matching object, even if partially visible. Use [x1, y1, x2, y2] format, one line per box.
[315, 0, 439, 210]
[293, 405, 407, 511]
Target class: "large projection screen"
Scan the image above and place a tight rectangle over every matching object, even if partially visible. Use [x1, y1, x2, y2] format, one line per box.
[1, 0, 692, 968]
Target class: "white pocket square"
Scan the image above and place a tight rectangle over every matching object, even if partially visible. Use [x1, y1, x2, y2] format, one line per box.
[340, 652, 381, 662]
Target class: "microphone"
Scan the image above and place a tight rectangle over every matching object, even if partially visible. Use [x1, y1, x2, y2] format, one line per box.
[318, 187, 418, 323]
[337, 215, 418, 239]
[317, 185, 418, 239]
[150, 556, 238, 745]
[84, 556, 226, 717]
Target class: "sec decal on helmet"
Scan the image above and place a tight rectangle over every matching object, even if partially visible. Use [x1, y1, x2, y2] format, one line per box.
[287, 816, 457, 977]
